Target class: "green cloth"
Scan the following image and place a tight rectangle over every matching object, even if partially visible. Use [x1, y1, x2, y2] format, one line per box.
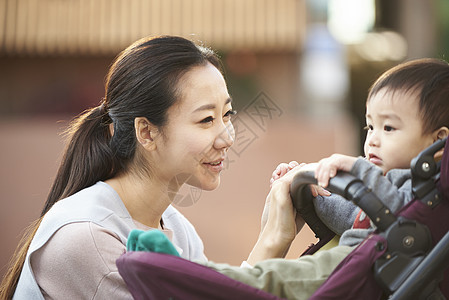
[127, 229, 180, 257]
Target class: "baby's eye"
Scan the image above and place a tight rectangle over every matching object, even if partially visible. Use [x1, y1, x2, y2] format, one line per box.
[363, 125, 373, 131]
[384, 125, 395, 132]
[200, 116, 214, 124]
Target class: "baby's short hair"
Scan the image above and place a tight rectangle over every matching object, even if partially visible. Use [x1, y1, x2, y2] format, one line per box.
[368, 58, 449, 135]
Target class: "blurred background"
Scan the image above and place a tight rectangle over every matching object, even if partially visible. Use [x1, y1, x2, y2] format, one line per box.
[1, 0, 448, 280]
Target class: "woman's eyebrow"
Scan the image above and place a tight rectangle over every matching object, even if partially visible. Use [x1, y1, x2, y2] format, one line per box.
[193, 97, 232, 113]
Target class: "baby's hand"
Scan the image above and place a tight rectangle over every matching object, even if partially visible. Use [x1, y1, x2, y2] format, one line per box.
[309, 184, 331, 197]
[315, 154, 357, 188]
[270, 161, 300, 187]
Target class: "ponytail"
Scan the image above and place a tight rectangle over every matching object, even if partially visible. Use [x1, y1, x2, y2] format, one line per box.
[0, 104, 116, 298]
[42, 105, 117, 215]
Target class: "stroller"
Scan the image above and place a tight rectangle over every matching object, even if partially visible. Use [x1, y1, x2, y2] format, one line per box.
[116, 138, 449, 299]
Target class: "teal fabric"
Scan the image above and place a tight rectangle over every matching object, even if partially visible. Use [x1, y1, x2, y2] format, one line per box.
[127, 229, 180, 257]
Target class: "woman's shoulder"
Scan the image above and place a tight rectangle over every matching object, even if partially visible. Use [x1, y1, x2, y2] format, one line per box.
[36, 182, 134, 243]
[33, 222, 124, 268]
[31, 222, 130, 298]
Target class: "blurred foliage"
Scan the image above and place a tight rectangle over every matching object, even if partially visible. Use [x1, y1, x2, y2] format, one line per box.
[436, 0, 449, 59]
[218, 51, 260, 112]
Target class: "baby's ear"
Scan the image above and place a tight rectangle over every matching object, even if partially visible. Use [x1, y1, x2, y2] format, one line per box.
[433, 126, 449, 160]
[435, 126, 449, 141]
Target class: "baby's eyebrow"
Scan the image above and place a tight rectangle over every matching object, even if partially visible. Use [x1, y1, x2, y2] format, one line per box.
[366, 113, 401, 121]
[377, 113, 401, 121]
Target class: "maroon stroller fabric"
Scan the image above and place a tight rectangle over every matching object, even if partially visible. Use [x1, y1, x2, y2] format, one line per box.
[116, 251, 281, 300]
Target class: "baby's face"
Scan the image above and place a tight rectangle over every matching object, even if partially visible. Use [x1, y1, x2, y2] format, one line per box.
[364, 88, 435, 174]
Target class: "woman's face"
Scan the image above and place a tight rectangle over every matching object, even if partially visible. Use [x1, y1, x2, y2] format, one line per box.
[152, 62, 235, 191]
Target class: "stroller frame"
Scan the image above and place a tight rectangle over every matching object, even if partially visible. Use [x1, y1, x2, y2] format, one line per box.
[290, 137, 449, 299]
[116, 138, 449, 299]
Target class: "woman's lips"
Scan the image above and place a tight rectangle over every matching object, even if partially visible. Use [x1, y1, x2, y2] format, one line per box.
[203, 160, 224, 172]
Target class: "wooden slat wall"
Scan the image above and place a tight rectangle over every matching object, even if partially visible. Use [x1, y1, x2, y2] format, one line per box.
[0, 0, 306, 55]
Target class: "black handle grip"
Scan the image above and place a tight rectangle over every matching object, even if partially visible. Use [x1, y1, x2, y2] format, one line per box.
[290, 169, 398, 236]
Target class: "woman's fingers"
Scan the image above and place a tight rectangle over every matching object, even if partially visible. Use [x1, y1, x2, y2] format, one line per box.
[270, 161, 304, 187]
[288, 161, 300, 169]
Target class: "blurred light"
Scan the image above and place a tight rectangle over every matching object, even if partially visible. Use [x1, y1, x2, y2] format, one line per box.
[300, 24, 349, 106]
[354, 31, 408, 61]
[327, 0, 376, 44]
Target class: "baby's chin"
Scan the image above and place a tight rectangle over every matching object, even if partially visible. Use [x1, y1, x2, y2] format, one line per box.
[381, 164, 402, 174]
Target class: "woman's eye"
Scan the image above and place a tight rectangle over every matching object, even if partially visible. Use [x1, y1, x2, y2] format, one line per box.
[384, 125, 395, 132]
[200, 116, 214, 124]
[224, 110, 237, 119]
[200, 110, 236, 124]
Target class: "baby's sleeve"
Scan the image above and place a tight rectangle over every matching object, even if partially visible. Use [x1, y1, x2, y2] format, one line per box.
[313, 194, 359, 235]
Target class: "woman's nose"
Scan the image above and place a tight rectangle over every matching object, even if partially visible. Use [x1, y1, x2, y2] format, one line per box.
[214, 122, 235, 149]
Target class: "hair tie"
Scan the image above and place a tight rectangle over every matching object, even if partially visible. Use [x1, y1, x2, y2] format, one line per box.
[98, 102, 112, 124]
[99, 103, 106, 114]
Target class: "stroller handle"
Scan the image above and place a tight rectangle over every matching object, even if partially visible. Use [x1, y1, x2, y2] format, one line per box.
[290, 168, 397, 238]
[290, 169, 363, 199]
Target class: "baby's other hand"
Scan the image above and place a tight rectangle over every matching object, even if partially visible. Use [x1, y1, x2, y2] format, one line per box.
[270, 161, 300, 187]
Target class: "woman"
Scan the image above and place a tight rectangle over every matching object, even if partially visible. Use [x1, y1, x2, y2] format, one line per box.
[0, 36, 303, 299]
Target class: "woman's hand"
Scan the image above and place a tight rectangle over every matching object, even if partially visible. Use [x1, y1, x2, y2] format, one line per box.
[248, 164, 307, 265]
[263, 161, 307, 239]
[270, 161, 300, 187]
[270, 161, 330, 198]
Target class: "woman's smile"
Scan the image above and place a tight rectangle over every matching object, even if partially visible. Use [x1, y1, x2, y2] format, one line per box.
[203, 159, 225, 172]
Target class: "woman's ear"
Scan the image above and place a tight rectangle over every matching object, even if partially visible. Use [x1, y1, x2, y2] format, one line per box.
[134, 117, 159, 151]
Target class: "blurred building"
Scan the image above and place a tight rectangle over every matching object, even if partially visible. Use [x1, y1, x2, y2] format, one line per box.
[0, 0, 307, 116]
[1, 0, 305, 54]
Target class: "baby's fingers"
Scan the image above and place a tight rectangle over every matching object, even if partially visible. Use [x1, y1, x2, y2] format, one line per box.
[310, 184, 331, 197]
[317, 168, 336, 188]
[315, 160, 337, 188]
